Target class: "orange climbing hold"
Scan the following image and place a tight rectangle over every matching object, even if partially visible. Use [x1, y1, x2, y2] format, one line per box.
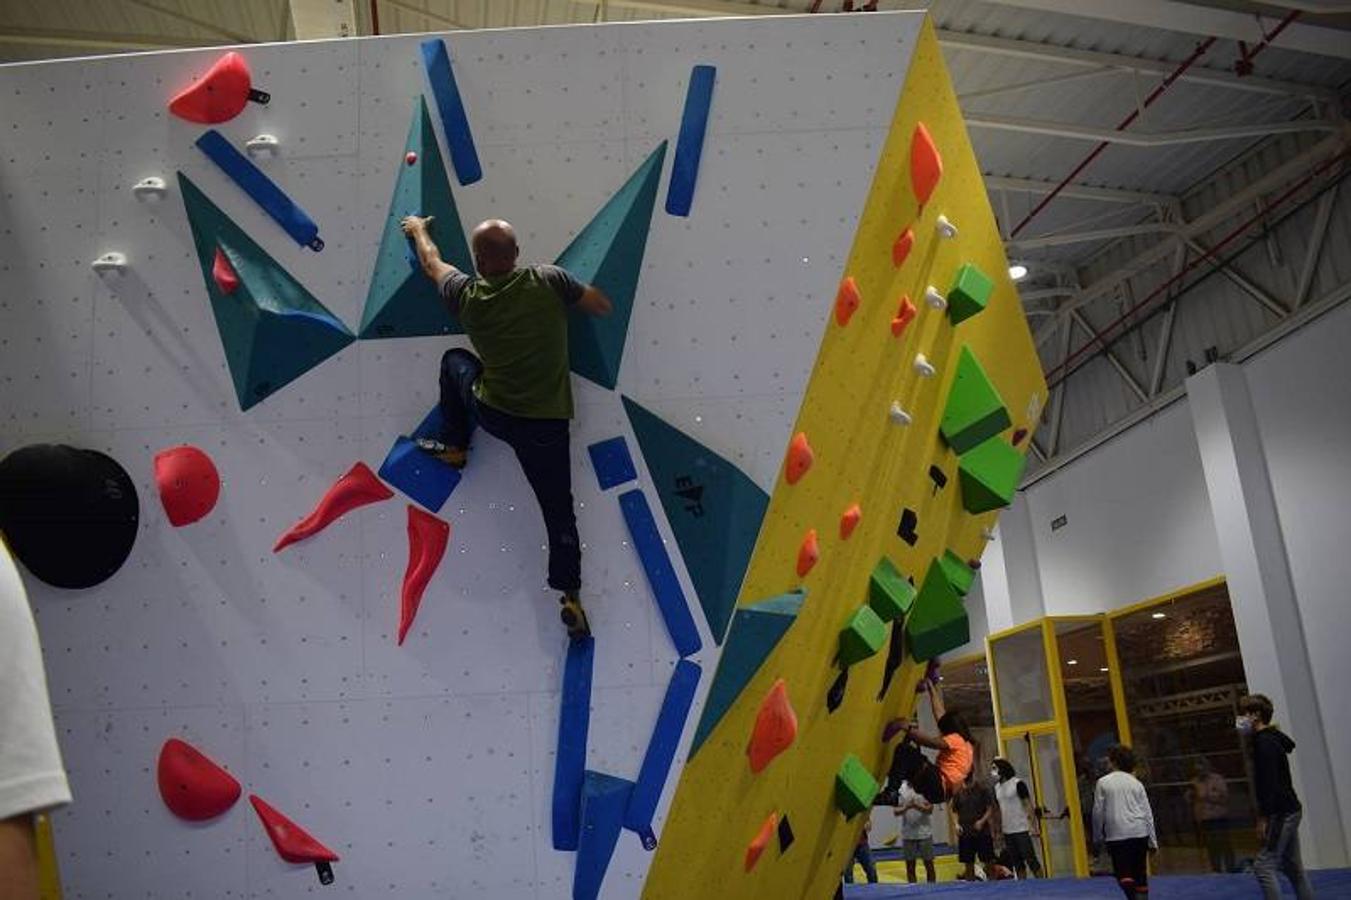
[399, 506, 451, 646]
[748, 678, 798, 774]
[891, 295, 917, 337]
[910, 122, 943, 207]
[784, 432, 814, 485]
[839, 503, 862, 540]
[211, 247, 239, 295]
[273, 461, 393, 552]
[744, 812, 779, 872]
[796, 528, 819, 578]
[892, 227, 915, 268]
[834, 276, 861, 327]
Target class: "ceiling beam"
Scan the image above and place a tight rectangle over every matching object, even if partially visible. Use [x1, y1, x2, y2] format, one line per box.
[122, 0, 257, 44]
[0, 26, 230, 51]
[966, 114, 1338, 146]
[985, 175, 1175, 206]
[1008, 222, 1178, 251]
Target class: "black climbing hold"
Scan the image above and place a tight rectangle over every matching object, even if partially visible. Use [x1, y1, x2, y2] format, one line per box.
[777, 815, 795, 853]
[248, 88, 271, 105]
[315, 861, 334, 885]
[897, 508, 919, 546]
[877, 620, 906, 699]
[826, 667, 849, 713]
[928, 465, 947, 493]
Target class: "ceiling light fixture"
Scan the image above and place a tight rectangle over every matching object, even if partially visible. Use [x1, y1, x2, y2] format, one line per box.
[1152, 612, 1166, 619]
[1067, 659, 1078, 666]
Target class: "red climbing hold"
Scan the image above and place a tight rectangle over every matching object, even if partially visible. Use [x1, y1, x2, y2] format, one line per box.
[892, 227, 915, 268]
[891, 295, 917, 337]
[747, 678, 798, 774]
[273, 461, 393, 553]
[834, 276, 861, 327]
[784, 432, 814, 486]
[796, 528, 819, 579]
[154, 445, 220, 527]
[168, 52, 266, 125]
[839, 503, 862, 540]
[405, 151, 418, 166]
[249, 794, 339, 865]
[745, 812, 779, 872]
[211, 247, 240, 295]
[399, 505, 450, 646]
[157, 738, 241, 821]
[910, 122, 943, 208]
[1012, 427, 1028, 446]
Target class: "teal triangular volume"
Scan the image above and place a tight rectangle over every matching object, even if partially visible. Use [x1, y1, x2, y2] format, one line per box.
[178, 173, 355, 411]
[688, 590, 805, 760]
[358, 96, 474, 339]
[558, 143, 667, 389]
[622, 396, 769, 645]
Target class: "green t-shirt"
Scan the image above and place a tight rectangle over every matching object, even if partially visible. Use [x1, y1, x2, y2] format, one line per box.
[440, 265, 584, 420]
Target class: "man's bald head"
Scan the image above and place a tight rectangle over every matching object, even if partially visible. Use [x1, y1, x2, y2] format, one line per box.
[471, 219, 519, 276]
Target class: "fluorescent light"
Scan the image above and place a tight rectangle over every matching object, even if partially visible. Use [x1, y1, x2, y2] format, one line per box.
[1066, 659, 1078, 666]
[1099, 667, 1110, 673]
[1008, 263, 1029, 281]
[1151, 612, 1166, 619]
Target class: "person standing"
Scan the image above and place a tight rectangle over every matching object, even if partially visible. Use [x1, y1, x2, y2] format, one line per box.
[894, 779, 937, 883]
[952, 770, 997, 881]
[842, 818, 878, 885]
[1187, 758, 1235, 873]
[1093, 745, 1157, 900]
[991, 757, 1044, 878]
[1239, 694, 1316, 900]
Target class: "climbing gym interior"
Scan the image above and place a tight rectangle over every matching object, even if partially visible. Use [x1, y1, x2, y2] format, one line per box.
[2, 3, 1349, 900]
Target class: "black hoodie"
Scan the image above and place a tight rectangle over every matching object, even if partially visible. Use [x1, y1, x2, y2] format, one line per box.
[1251, 727, 1301, 817]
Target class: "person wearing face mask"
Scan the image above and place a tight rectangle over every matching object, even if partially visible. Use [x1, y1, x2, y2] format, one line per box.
[1238, 694, 1316, 900]
[991, 758, 1043, 879]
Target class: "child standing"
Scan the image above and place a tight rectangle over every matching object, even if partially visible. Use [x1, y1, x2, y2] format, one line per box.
[894, 779, 936, 883]
[1092, 745, 1157, 900]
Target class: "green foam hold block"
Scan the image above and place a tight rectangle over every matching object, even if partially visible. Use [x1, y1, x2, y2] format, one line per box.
[688, 590, 805, 760]
[937, 550, 974, 597]
[359, 96, 474, 340]
[558, 143, 667, 389]
[838, 605, 887, 668]
[868, 557, 915, 623]
[908, 559, 970, 662]
[958, 436, 1026, 514]
[940, 346, 1012, 454]
[178, 173, 355, 412]
[947, 263, 994, 325]
[835, 754, 879, 818]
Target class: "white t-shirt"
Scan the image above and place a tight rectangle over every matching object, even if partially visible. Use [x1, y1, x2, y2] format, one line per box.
[1092, 770, 1157, 847]
[895, 780, 934, 841]
[995, 776, 1032, 834]
[0, 540, 71, 820]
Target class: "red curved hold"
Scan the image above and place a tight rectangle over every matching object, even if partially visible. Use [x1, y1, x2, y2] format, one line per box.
[157, 737, 240, 821]
[168, 52, 261, 124]
[834, 276, 861, 327]
[273, 461, 393, 553]
[399, 505, 451, 646]
[154, 445, 221, 527]
[910, 122, 943, 207]
[796, 528, 819, 579]
[892, 227, 915, 268]
[839, 503, 862, 541]
[747, 678, 798, 774]
[891, 295, 917, 338]
[212, 247, 240, 295]
[249, 794, 339, 864]
[784, 432, 814, 486]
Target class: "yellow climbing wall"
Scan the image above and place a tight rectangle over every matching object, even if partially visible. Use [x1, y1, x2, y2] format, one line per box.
[642, 18, 1046, 900]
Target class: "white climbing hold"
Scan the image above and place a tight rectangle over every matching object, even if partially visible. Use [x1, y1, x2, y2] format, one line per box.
[91, 251, 127, 273]
[935, 215, 958, 239]
[924, 286, 947, 310]
[131, 176, 167, 199]
[982, 527, 996, 541]
[889, 402, 912, 426]
[913, 353, 935, 378]
[245, 133, 280, 155]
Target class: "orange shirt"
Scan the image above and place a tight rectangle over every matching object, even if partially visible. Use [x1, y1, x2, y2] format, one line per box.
[937, 734, 974, 794]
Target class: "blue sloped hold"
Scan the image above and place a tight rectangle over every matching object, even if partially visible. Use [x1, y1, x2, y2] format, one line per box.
[574, 771, 634, 900]
[622, 396, 768, 645]
[377, 405, 462, 512]
[359, 97, 474, 340]
[552, 635, 595, 851]
[419, 38, 482, 186]
[557, 143, 667, 390]
[619, 489, 702, 658]
[194, 130, 325, 251]
[624, 659, 701, 848]
[688, 590, 805, 760]
[665, 65, 716, 217]
[178, 173, 354, 411]
[587, 436, 637, 491]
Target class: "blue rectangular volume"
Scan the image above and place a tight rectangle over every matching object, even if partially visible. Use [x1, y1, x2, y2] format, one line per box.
[552, 636, 595, 851]
[587, 436, 637, 490]
[618, 489, 702, 658]
[378, 436, 461, 513]
[574, 772, 634, 900]
[194, 130, 324, 251]
[420, 39, 483, 186]
[665, 65, 716, 217]
[624, 659, 701, 845]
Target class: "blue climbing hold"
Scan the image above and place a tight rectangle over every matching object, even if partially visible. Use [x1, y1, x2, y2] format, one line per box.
[552, 635, 595, 851]
[419, 39, 482, 186]
[587, 435, 637, 491]
[666, 65, 716, 217]
[574, 771, 634, 900]
[625, 659, 701, 847]
[619, 489, 702, 658]
[194, 130, 325, 251]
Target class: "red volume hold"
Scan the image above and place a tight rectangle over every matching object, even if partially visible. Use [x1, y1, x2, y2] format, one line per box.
[747, 678, 798, 774]
[273, 461, 393, 553]
[399, 505, 451, 646]
[211, 247, 240, 295]
[250, 794, 340, 865]
[157, 737, 241, 821]
[168, 52, 267, 124]
[154, 445, 221, 527]
[910, 122, 943, 207]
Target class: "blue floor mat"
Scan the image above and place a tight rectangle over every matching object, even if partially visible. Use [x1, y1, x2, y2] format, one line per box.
[844, 868, 1351, 898]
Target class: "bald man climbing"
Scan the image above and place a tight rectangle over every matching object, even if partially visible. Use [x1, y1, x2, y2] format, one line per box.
[401, 215, 612, 641]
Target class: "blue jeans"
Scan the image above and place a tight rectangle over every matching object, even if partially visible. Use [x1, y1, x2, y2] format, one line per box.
[439, 348, 581, 592]
[1255, 810, 1315, 900]
[843, 842, 878, 883]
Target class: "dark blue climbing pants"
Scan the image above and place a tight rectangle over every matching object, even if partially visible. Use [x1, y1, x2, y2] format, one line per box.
[440, 348, 581, 593]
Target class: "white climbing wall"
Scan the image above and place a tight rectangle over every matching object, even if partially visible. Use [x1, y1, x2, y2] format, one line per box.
[0, 12, 925, 898]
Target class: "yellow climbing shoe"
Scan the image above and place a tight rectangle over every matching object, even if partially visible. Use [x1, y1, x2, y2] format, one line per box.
[414, 438, 468, 470]
[559, 592, 591, 642]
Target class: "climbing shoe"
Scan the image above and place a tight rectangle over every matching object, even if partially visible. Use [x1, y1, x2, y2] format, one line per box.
[559, 592, 591, 642]
[414, 438, 468, 470]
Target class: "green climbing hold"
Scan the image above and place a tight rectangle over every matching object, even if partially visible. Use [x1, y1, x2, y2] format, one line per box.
[940, 346, 1011, 454]
[838, 605, 887, 668]
[937, 550, 975, 597]
[958, 436, 1026, 514]
[835, 754, 879, 818]
[908, 559, 969, 662]
[947, 263, 993, 325]
[868, 557, 915, 623]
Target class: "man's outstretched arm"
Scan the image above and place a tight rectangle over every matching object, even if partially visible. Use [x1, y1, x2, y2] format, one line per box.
[577, 285, 612, 317]
[401, 215, 460, 286]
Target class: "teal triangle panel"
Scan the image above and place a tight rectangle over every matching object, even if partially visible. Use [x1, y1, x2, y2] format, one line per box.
[622, 396, 768, 645]
[359, 96, 474, 340]
[178, 173, 354, 411]
[558, 143, 667, 389]
[688, 590, 805, 760]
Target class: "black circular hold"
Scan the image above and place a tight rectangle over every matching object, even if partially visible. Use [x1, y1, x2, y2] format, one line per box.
[0, 444, 140, 590]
